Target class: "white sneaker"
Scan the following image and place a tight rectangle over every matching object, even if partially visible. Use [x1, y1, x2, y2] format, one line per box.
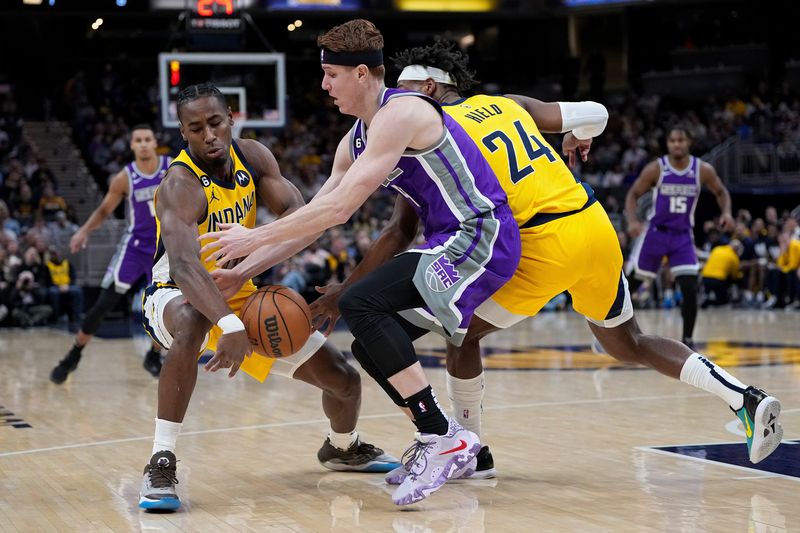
[385, 444, 495, 485]
[138, 450, 180, 511]
[391, 419, 480, 506]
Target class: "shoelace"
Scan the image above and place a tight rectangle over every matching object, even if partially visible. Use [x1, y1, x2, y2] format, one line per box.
[400, 439, 434, 481]
[334, 441, 387, 464]
[356, 442, 376, 454]
[148, 462, 179, 488]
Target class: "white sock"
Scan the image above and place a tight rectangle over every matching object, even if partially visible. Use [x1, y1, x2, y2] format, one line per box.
[152, 418, 182, 455]
[447, 372, 484, 439]
[328, 429, 358, 451]
[680, 353, 747, 410]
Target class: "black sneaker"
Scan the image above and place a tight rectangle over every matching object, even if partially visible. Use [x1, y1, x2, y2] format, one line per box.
[732, 386, 783, 463]
[317, 437, 401, 473]
[139, 450, 180, 511]
[50, 347, 82, 384]
[460, 445, 496, 479]
[143, 349, 162, 378]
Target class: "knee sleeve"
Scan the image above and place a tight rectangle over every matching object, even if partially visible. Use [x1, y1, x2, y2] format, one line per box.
[350, 340, 407, 408]
[81, 288, 124, 335]
[338, 283, 377, 339]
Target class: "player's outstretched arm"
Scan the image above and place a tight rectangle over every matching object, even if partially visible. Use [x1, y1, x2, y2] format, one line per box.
[158, 169, 252, 376]
[624, 160, 660, 238]
[70, 169, 128, 253]
[505, 94, 608, 135]
[209, 136, 356, 289]
[202, 99, 432, 262]
[310, 196, 419, 335]
[159, 171, 233, 320]
[699, 161, 734, 231]
[505, 94, 607, 166]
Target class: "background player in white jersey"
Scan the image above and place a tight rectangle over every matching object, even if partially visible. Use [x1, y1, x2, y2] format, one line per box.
[50, 124, 168, 384]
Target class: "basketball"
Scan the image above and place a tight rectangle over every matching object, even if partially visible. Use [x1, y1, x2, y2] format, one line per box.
[239, 285, 312, 359]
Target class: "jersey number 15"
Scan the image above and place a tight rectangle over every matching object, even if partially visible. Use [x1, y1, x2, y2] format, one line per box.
[669, 196, 687, 214]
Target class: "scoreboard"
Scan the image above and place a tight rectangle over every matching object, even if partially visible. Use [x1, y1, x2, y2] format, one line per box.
[149, 0, 362, 10]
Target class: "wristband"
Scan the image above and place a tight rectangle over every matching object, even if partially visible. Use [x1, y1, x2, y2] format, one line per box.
[217, 313, 245, 334]
[558, 101, 609, 140]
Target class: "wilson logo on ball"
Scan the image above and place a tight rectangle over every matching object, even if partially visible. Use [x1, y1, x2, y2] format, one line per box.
[263, 316, 283, 357]
[241, 284, 312, 359]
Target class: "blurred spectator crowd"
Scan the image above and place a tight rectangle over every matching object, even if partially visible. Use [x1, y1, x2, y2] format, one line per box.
[0, 93, 83, 327]
[2, 66, 800, 328]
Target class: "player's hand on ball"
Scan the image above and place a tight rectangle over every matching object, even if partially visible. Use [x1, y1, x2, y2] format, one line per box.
[205, 330, 252, 378]
[200, 223, 256, 265]
[211, 269, 246, 300]
[309, 283, 345, 336]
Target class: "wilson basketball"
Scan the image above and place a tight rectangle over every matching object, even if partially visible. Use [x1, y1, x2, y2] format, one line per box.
[240, 285, 312, 359]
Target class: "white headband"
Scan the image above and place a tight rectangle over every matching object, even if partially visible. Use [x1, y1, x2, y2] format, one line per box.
[397, 64, 456, 86]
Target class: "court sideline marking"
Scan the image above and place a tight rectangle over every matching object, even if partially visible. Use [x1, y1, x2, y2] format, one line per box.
[2, 386, 797, 458]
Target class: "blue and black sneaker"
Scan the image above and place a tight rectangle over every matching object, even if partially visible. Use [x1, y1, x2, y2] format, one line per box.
[733, 386, 783, 464]
[317, 437, 401, 473]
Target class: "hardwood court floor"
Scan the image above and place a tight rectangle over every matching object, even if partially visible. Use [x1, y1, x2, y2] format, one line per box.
[1, 309, 798, 532]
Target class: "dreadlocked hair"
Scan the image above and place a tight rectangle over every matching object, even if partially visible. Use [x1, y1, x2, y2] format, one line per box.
[391, 40, 478, 93]
[176, 82, 228, 120]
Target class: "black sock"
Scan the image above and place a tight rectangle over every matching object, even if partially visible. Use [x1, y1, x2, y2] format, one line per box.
[406, 386, 449, 436]
[69, 343, 84, 357]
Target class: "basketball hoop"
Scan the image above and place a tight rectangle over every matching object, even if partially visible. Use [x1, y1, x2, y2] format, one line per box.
[232, 111, 246, 139]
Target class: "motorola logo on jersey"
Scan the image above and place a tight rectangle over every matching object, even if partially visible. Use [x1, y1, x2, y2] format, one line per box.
[235, 170, 250, 187]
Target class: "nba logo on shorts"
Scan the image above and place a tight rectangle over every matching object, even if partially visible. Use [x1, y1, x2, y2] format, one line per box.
[425, 255, 461, 292]
[418, 401, 427, 413]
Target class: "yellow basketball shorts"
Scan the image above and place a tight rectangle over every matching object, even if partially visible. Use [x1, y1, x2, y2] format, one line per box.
[142, 282, 326, 382]
[474, 202, 633, 328]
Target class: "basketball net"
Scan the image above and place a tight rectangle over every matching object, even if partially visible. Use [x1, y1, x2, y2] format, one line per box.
[232, 111, 246, 139]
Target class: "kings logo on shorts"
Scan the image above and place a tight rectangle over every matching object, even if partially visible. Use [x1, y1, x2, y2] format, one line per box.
[425, 255, 461, 293]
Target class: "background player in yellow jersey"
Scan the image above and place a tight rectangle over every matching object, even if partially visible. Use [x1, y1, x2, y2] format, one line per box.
[137, 83, 397, 512]
[700, 239, 743, 307]
[773, 230, 800, 307]
[309, 41, 784, 479]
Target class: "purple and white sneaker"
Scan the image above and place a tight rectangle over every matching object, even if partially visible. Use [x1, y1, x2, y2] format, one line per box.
[391, 419, 480, 506]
